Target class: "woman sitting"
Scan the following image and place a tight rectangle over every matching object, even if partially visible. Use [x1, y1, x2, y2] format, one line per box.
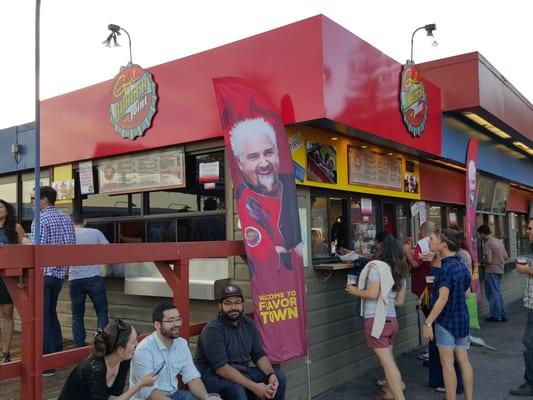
[59, 320, 156, 400]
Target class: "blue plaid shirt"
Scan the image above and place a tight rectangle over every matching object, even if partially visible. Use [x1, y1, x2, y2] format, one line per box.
[31, 206, 76, 279]
[431, 254, 471, 338]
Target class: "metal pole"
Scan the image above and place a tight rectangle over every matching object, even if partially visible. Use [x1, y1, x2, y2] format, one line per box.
[121, 27, 133, 64]
[34, 0, 41, 245]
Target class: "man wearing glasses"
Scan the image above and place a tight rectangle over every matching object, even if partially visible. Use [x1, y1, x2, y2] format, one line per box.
[130, 303, 209, 400]
[195, 284, 286, 399]
[30, 186, 76, 376]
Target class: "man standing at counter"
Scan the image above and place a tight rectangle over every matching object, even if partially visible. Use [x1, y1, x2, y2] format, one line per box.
[509, 219, 533, 397]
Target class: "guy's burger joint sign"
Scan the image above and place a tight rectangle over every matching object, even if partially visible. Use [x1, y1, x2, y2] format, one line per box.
[109, 64, 158, 140]
[400, 62, 428, 138]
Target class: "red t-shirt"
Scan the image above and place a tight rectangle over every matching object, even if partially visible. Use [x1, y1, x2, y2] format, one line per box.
[411, 243, 432, 297]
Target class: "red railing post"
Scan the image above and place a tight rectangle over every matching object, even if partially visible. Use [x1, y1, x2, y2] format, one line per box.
[33, 247, 44, 400]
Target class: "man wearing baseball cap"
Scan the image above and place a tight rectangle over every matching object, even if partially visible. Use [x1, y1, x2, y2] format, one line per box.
[195, 284, 286, 399]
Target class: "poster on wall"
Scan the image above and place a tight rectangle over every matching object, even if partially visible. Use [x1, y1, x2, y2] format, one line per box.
[213, 76, 308, 363]
[97, 147, 185, 194]
[306, 141, 337, 184]
[348, 146, 402, 190]
[79, 161, 95, 195]
[52, 179, 75, 200]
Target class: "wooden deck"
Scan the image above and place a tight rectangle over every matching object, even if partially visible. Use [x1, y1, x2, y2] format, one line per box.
[0, 332, 76, 400]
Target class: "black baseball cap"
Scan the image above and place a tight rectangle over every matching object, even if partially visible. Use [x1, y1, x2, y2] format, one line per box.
[219, 284, 244, 302]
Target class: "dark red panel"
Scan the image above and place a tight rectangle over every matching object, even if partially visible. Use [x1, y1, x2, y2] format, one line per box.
[321, 17, 442, 156]
[508, 187, 532, 213]
[420, 162, 465, 205]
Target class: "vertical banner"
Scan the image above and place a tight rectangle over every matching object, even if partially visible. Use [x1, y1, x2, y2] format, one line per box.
[213, 77, 308, 362]
[465, 138, 481, 300]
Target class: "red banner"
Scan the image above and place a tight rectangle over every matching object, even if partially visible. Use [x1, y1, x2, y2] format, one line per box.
[213, 77, 308, 362]
[465, 139, 481, 300]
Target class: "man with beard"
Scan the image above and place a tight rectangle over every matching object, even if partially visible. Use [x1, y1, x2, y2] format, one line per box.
[130, 303, 209, 400]
[195, 284, 286, 399]
[230, 117, 302, 274]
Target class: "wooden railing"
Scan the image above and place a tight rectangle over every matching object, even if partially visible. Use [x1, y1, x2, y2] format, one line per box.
[0, 240, 245, 399]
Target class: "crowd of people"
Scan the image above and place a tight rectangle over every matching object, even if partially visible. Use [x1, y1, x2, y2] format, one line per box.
[0, 185, 532, 399]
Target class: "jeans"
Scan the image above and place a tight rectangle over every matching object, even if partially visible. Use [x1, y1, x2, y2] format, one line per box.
[69, 276, 109, 347]
[170, 390, 195, 400]
[484, 272, 508, 320]
[523, 309, 533, 386]
[202, 367, 286, 400]
[43, 276, 63, 354]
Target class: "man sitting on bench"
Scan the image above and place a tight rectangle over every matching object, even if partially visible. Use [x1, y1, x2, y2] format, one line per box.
[195, 284, 286, 399]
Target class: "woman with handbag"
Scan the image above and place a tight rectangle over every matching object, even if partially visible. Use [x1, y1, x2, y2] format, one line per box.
[346, 236, 409, 400]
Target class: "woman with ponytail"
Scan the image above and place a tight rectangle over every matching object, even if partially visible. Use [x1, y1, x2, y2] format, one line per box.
[59, 320, 156, 400]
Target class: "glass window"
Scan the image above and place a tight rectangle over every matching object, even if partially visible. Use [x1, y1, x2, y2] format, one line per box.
[311, 196, 329, 259]
[298, 192, 310, 267]
[82, 192, 142, 218]
[0, 180, 17, 211]
[429, 206, 443, 230]
[22, 175, 50, 220]
[351, 198, 377, 254]
[396, 204, 410, 241]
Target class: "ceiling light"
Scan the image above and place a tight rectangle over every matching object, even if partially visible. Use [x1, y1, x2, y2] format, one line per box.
[331, 137, 339, 141]
[463, 112, 512, 139]
[361, 145, 368, 149]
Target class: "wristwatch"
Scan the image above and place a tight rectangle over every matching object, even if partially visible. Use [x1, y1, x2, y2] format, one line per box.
[424, 322, 432, 328]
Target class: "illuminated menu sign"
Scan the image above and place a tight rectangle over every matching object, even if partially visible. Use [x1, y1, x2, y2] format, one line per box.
[348, 146, 403, 190]
[97, 147, 185, 194]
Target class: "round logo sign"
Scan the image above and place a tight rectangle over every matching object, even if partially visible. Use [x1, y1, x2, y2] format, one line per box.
[244, 226, 262, 248]
[109, 63, 158, 140]
[400, 62, 428, 137]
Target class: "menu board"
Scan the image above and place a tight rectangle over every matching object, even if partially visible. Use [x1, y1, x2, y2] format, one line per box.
[491, 181, 509, 214]
[348, 146, 402, 190]
[97, 147, 185, 194]
[476, 175, 496, 212]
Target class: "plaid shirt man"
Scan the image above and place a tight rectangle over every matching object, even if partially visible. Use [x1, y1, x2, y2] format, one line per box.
[431, 254, 471, 338]
[31, 206, 76, 278]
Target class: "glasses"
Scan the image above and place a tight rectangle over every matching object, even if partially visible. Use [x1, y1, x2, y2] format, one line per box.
[161, 317, 183, 324]
[30, 196, 35, 202]
[222, 299, 244, 306]
[112, 319, 128, 349]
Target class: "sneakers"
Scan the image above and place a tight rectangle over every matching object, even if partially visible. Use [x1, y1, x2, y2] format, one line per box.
[418, 351, 429, 361]
[510, 382, 533, 396]
[484, 316, 502, 322]
[1, 352, 11, 363]
[42, 369, 56, 377]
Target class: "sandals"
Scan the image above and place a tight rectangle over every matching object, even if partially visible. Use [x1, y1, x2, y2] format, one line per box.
[1, 352, 11, 363]
[434, 387, 446, 393]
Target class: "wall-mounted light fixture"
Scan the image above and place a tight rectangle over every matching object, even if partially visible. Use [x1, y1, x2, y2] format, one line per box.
[102, 24, 133, 64]
[410, 23, 438, 63]
[11, 143, 22, 163]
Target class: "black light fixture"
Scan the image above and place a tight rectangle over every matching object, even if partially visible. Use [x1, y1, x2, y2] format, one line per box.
[102, 24, 133, 64]
[410, 23, 438, 63]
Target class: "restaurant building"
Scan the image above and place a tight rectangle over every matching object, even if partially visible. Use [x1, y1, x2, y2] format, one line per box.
[0, 15, 531, 398]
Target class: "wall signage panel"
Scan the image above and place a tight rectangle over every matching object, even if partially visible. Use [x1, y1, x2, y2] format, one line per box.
[97, 147, 185, 194]
[348, 146, 402, 190]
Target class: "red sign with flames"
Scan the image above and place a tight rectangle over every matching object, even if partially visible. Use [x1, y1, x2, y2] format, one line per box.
[109, 64, 158, 140]
[400, 62, 428, 137]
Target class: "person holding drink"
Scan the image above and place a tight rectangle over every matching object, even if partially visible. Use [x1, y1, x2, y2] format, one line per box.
[509, 218, 533, 397]
[422, 229, 473, 400]
[345, 237, 408, 400]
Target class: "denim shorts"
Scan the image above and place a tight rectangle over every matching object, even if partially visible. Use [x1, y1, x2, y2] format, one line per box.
[435, 323, 470, 349]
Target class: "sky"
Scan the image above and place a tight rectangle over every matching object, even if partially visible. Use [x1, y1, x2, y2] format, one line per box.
[0, 0, 532, 130]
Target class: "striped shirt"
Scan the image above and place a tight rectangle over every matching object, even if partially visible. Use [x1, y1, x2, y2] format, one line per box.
[31, 206, 76, 279]
[523, 258, 533, 310]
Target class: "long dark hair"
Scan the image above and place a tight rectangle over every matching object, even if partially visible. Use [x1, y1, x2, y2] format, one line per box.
[92, 320, 132, 357]
[376, 236, 409, 291]
[0, 199, 18, 244]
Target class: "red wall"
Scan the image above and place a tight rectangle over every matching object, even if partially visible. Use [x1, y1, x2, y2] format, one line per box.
[508, 187, 532, 213]
[420, 162, 465, 205]
[41, 15, 442, 167]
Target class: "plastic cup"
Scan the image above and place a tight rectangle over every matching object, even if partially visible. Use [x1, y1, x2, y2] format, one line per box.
[517, 257, 528, 266]
[347, 274, 357, 286]
[206, 394, 221, 400]
[425, 275, 435, 284]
